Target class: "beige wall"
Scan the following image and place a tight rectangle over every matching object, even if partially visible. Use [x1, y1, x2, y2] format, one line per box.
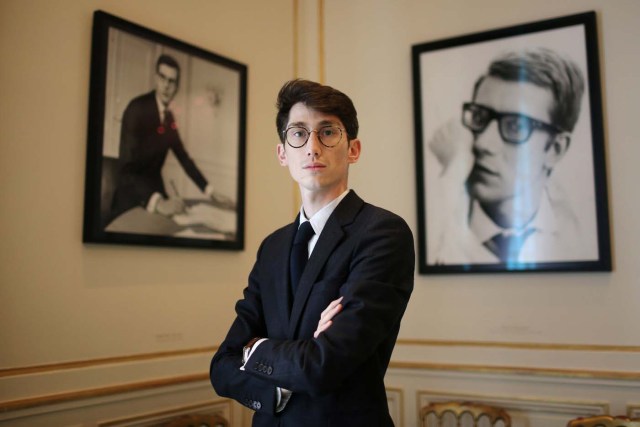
[0, 0, 294, 364]
[325, 0, 640, 349]
[320, 0, 640, 425]
[0, 0, 294, 424]
[1, 0, 640, 426]
[321, 0, 640, 353]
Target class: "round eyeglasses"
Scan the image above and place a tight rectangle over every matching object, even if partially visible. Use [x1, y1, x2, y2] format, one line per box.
[283, 125, 344, 148]
[462, 102, 563, 144]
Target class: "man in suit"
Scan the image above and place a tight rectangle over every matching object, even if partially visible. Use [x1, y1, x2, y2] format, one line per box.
[430, 48, 589, 264]
[109, 54, 231, 222]
[210, 79, 414, 426]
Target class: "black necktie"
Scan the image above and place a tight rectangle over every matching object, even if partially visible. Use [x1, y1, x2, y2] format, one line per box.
[290, 221, 315, 296]
[163, 109, 174, 127]
[484, 228, 535, 262]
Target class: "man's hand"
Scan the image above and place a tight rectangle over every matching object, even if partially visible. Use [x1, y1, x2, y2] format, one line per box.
[314, 296, 343, 338]
[156, 197, 186, 216]
[428, 117, 474, 176]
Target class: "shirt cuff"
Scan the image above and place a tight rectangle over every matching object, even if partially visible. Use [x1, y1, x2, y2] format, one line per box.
[276, 387, 292, 412]
[239, 338, 267, 371]
[146, 192, 162, 213]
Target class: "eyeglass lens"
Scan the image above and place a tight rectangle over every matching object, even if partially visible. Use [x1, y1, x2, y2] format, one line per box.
[462, 103, 552, 144]
[285, 126, 343, 148]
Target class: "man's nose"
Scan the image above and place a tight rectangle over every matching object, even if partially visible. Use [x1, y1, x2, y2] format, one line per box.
[306, 131, 322, 156]
[473, 119, 502, 154]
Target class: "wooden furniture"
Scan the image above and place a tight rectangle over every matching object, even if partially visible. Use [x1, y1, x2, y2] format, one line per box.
[567, 415, 640, 427]
[421, 401, 511, 426]
[164, 413, 229, 427]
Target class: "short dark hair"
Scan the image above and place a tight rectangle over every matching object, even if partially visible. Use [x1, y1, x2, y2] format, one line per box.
[276, 79, 359, 143]
[156, 54, 181, 83]
[473, 48, 585, 132]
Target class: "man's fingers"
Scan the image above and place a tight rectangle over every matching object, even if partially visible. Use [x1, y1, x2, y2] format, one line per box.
[313, 320, 332, 338]
[325, 302, 342, 320]
[320, 301, 343, 324]
[314, 297, 344, 338]
[321, 296, 343, 317]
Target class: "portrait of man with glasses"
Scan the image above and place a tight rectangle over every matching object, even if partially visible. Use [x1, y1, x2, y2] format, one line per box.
[109, 54, 235, 223]
[430, 47, 588, 264]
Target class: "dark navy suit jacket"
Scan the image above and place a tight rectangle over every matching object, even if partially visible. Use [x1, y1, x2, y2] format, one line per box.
[110, 91, 208, 220]
[210, 191, 414, 426]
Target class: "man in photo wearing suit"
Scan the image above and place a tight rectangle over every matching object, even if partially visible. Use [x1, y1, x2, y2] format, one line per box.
[109, 54, 230, 222]
[431, 48, 588, 264]
[210, 79, 415, 426]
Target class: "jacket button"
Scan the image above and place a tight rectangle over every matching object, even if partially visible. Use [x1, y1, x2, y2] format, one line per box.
[256, 402, 261, 410]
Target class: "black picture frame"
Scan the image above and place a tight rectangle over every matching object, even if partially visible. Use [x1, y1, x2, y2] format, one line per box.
[412, 11, 611, 274]
[83, 11, 247, 250]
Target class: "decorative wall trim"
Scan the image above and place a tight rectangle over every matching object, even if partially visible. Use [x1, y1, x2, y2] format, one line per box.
[317, 0, 325, 83]
[0, 373, 208, 413]
[390, 361, 640, 381]
[0, 346, 216, 378]
[292, 0, 299, 77]
[97, 398, 232, 427]
[4, 360, 637, 415]
[386, 386, 404, 427]
[396, 339, 640, 353]
[4, 339, 639, 380]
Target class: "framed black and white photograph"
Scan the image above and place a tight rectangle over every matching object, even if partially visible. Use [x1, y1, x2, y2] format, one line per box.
[83, 10, 247, 250]
[412, 11, 611, 274]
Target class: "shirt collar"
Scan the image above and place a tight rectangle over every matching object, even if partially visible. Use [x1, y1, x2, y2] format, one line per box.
[298, 189, 350, 236]
[155, 93, 167, 119]
[469, 188, 557, 241]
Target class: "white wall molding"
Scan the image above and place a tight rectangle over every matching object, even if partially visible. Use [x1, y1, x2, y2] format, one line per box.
[386, 386, 405, 427]
[392, 340, 640, 376]
[0, 350, 212, 412]
[96, 398, 232, 427]
[386, 365, 640, 427]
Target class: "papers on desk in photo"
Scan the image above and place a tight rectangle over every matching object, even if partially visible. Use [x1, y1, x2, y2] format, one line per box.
[173, 203, 236, 234]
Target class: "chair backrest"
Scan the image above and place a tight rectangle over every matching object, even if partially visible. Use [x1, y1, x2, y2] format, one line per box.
[421, 401, 511, 427]
[567, 415, 640, 427]
[164, 413, 229, 427]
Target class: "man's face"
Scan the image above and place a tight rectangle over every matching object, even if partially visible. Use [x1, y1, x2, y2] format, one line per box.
[467, 76, 558, 205]
[277, 102, 360, 201]
[155, 63, 179, 106]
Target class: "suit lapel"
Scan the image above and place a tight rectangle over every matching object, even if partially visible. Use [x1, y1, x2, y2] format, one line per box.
[288, 191, 364, 337]
[276, 220, 298, 329]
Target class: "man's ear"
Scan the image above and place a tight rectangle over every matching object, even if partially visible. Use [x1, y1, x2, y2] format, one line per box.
[347, 138, 361, 164]
[277, 143, 288, 166]
[544, 132, 571, 170]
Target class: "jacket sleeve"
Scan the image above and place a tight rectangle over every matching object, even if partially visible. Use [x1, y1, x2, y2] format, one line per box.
[209, 240, 279, 415]
[169, 131, 208, 192]
[116, 102, 157, 207]
[245, 213, 414, 396]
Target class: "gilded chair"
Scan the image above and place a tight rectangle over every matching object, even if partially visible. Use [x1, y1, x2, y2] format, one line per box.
[567, 415, 640, 427]
[164, 413, 229, 427]
[421, 401, 511, 427]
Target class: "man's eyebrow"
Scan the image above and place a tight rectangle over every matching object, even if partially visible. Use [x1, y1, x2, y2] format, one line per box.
[287, 119, 339, 128]
[157, 71, 178, 82]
